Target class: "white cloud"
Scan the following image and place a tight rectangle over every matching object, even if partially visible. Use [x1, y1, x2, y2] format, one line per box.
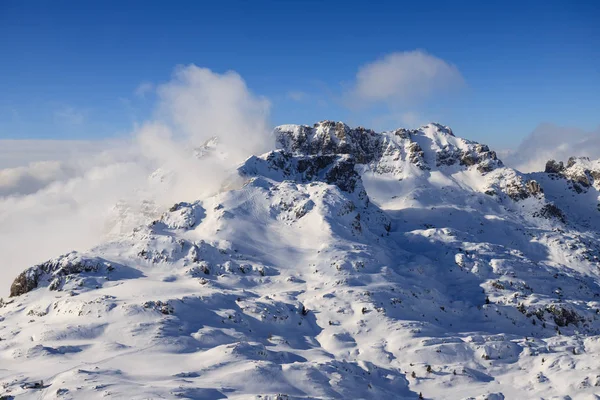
[0, 139, 123, 196]
[347, 50, 464, 109]
[503, 124, 600, 172]
[155, 65, 271, 161]
[0, 139, 107, 169]
[135, 82, 155, 98]
[0, 65, 272, 297]
[0, 161, 76, 197]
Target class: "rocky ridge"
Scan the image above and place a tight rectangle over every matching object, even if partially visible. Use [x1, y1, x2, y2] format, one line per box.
[2, 121, 600, 399]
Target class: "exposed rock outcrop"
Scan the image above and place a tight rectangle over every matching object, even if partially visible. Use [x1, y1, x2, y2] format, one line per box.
[545, 160, 565, 174]
[275, 121, 504, 177]
[10, 253, 114, 297]
[544, 157, 600, 193]
[533, 203, 566, 224]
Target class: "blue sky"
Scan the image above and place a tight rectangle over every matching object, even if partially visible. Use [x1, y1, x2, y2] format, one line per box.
[0, 0, 598, 148]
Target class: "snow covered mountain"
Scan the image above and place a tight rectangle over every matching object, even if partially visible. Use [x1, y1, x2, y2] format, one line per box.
[2, 121, 600, 399]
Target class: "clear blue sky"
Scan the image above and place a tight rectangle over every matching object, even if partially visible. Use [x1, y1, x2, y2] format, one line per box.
[0, 0, 598, 147]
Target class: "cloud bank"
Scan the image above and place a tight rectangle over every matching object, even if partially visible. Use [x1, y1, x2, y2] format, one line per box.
[0, 65, 272, 297]
[0, 161, 77, 197]
[504, 123, 600, 172]
[0, 139, 107, 169]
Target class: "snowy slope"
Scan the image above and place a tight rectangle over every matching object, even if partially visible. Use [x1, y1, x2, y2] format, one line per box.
[2, 121, 600, 400]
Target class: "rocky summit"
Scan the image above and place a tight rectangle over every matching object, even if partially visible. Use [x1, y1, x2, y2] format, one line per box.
[2, 121, 600, 399]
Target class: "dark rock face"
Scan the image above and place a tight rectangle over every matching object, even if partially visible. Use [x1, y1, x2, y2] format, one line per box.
[533, 204, 566, 224]
[460, 154, 477, 166]
[504, 183, 530, 201]
[407, 142, 428, 170]
[392, 128, 413, 139]
[277, 121, 380, 165]
[436, 143, 502, 174]
[526, 180, 544, 196]
[10, 253, 113, 297]
[545, 160, 564, 174]
[276, 121, 504, 175]
[503, 178, 545, 201]
[143, 300, 174, 315]
[544, 157, 599, 193]
[325, 157, 361, 193]
[436, 147, 461, 167]
[545, 305, 582, 327]
[10, 271, 39, 297]
[243, 150, 362, 195]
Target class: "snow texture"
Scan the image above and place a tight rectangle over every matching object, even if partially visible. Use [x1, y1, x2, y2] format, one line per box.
[2, 121, 600, 399]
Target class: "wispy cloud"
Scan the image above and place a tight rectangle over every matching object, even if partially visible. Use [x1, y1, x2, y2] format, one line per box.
[504, 123, 600, 172]
[135, 82, 155, 98]
[54, 105, 86, 125]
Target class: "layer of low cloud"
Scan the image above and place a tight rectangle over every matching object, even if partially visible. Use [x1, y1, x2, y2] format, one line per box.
[0, 161, 77, 197]
[0, 65, 272, 297]
[504, 123, 600, 172]
[347, 50, 464, 110]
[0, 139, 107, 169]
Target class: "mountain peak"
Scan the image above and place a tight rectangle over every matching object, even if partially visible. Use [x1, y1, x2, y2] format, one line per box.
[3, 121, 600, 399]
[419, 121, 455, 136]
[274, 121, 503, 175]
